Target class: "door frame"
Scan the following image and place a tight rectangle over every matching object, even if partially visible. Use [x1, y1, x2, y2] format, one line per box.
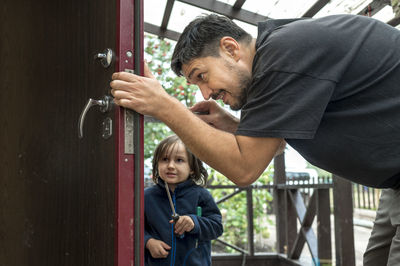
[115, 0, 144, 265]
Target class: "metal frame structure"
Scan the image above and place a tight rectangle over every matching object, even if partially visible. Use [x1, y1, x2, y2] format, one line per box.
[144, 0, 400, 42]
[115, 0, 144, 265]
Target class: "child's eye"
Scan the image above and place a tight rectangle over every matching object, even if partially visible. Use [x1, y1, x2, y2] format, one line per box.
[177, 158, 184, 163]
[161, 157, 169, 162]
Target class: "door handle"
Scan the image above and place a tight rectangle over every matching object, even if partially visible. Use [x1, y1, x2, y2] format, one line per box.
[78, 95, 113, 138]
[94, 48, 114, 68]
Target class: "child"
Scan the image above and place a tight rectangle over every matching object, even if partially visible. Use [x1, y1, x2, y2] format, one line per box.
[145, 134, 223, 266]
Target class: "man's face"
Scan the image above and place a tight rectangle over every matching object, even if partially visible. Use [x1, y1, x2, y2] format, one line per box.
[182, 55, 251, 110]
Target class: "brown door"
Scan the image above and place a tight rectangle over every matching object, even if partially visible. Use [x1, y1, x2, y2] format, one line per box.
[0, 0, 143, 265]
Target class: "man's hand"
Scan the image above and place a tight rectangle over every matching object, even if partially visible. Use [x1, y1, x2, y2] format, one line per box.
[170, 215, 195, 235]
[190, 100, 239, 133]
[110, 63, 170, 117]
[146, 238, 171, 259]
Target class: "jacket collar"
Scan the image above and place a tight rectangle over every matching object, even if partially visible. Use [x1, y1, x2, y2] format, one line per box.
[157, 179, 195, 193]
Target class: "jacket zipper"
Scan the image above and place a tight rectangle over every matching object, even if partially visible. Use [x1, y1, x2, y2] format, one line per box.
[170, 193, 177, 266]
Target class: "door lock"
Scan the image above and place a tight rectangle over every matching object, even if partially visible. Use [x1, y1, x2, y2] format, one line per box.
[78, 95, 113, 139]
[94, 48, 114, 68]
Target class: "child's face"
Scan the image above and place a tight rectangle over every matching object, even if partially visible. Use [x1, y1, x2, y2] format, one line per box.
[158, 142, 193, 187]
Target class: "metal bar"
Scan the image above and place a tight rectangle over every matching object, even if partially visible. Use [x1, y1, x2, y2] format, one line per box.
[178, 0, 268, 25]
[317, 189, 332, 264]
[115, 0, 136, 264]
[165, 183, 177, 215]
[387, 16, 400, 27]
[209, 184, 274, 189]
[161, 0, 175, 31]
[367, 187, 371, 209]
[356, 184, 361, 208]
[144, 22, 181, 41]
[276, 183, 333, 189]
[215, 239, 250, 255]
[246, 188, 254, 255]
[273, 153, 287, 254]
[216, 188, 244, 204]
[302, 0, 330, 17]
[357, 0, 390, 16]
[286, 189, 298, 257]
[233, 0, 246, 10]
[134, 0, 145, 265]
[333, 175, 355, 266]
[209, 183, 333, 190]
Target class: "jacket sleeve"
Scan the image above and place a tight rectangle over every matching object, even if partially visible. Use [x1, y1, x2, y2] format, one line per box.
[144, 188, 156, 247]
[144, 226, 153, 246]
[188, 189, 223, 241]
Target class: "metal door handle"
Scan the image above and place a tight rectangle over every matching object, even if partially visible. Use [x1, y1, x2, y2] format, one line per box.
[94, 48, 114, 68]
[78, 95, 113, 138]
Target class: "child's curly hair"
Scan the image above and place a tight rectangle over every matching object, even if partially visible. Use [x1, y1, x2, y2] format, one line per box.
[152, 135, 208, 186]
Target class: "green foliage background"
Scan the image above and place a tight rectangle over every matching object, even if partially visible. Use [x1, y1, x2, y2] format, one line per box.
[144, 34, 274, 253]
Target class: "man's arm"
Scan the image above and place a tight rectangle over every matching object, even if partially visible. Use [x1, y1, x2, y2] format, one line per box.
[161, 99, 282, 186]
[111, 71, 283, 186]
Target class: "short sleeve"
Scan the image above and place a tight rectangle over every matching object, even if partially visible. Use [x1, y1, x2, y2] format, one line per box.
[236, 70, 335, 139]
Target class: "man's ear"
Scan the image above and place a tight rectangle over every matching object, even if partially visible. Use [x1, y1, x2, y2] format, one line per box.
[220, 37, 240, 61]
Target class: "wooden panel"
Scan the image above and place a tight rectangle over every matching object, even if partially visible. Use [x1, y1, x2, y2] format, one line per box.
[333, 175, 355, 266]
[212, 254, 303, 266]
[273, 153, 287, 254]
[0, 0, 116, 265]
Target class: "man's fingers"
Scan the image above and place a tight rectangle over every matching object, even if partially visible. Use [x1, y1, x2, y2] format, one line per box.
[113, 98, 133, 109]
[110, 79, 137, 92]
[111, 89, 132, 99]
[144, 62, 156, 79]
[190, 100, 209, 110]
[111, 71, 140, 82]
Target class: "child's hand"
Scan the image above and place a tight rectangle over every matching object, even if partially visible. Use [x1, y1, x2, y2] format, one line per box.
[146, 238, 171, 259]
[170, 215, 195, 235]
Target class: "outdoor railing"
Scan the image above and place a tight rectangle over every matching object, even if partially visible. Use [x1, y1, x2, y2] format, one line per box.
[207, 153, 356, 266]
[353, 183, 381, 210]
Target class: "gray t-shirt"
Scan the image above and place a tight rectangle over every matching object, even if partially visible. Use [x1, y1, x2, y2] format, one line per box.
[236, 15, 400, 188]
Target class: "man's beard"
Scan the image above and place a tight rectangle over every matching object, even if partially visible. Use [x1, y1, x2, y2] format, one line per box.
[229, 67, 251, 111]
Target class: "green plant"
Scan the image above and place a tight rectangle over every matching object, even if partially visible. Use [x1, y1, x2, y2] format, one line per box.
[145, 35, 198, 108]
[209, 166, 274, 253]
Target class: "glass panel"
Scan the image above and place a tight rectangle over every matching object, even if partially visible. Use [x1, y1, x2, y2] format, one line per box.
[233, 19, 258, 37]
[373, 5, 396, 23]
[144, 0, 167, 26]
[315, 0, 372, 17]
[168, 2, 212, 33]
[242, 0, 316, 18]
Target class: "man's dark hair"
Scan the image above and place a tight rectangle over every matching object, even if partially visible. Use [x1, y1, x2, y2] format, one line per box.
[171, 13, 252, 76]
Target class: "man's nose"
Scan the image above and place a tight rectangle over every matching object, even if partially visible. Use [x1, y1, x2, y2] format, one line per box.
[198, 84, 213, 100]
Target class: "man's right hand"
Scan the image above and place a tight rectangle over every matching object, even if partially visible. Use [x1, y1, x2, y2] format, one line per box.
[190, 100, 239, 133]
[146, 238, 171, 259]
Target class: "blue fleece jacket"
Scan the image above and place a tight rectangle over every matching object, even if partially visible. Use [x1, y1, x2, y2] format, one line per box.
[144, 179, 223, 266]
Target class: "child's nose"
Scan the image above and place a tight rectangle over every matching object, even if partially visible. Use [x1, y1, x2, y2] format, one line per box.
[167, 161, 175, 168]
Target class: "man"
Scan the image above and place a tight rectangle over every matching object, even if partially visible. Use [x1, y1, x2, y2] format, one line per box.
[110, 14, 400, 265]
